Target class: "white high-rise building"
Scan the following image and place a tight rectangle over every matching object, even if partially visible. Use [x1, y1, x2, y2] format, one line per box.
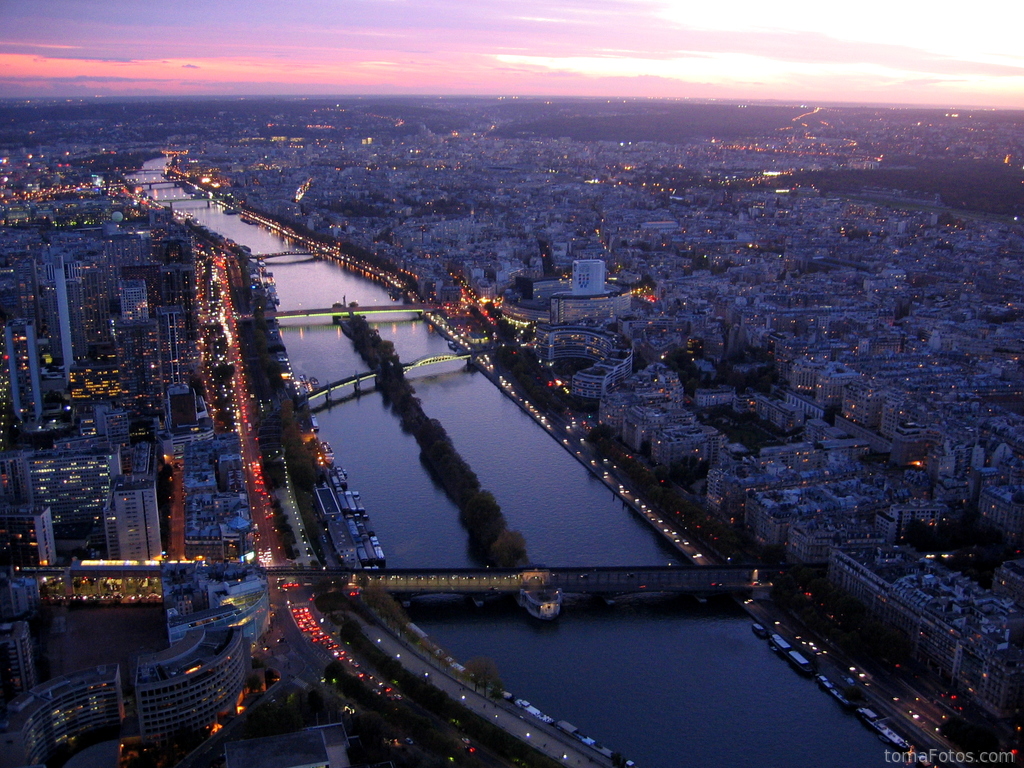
[4, 320, 43, 423]
[571, 259, 606, 296]
[105, 475, 161, 561]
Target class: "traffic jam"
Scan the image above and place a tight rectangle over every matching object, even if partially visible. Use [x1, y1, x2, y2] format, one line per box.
[289, 603, 401, 701]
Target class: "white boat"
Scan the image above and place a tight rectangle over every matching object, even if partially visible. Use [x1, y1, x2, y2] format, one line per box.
[872, 719, 910, 750]
[517, 588, 562, 620]
[320, 441, 335, 466]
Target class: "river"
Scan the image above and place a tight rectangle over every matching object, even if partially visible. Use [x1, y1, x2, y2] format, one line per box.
[133, 158, 892, 768]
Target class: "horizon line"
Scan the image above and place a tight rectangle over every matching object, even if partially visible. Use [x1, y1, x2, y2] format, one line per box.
[1, 93, 1021, 112]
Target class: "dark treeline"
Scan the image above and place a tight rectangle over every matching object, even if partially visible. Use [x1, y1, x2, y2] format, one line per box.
[777, 160, 1024, 217]
[345, 317, 527, 566]
[496, 103, 806, 143]
[772, 566, 912, 666]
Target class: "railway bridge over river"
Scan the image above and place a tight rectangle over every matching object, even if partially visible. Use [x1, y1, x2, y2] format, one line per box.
[269, 564, 782, 599]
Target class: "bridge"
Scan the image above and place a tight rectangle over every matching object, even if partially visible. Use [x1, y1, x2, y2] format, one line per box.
[301, 352, 472, 405]
[269, 564, 779, 597]
[269, 304, 435, 322]
[260, 251, 314, 260]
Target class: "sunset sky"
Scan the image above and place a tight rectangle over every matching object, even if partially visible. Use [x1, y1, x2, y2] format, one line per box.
[1, 0, 1022, 107]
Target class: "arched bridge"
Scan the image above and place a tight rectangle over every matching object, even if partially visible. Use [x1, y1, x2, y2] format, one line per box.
[268, 304, 434, 322]
[301, 352, 472, 405]
[269, 565, 781, 596]
[404, 353, 471, 372]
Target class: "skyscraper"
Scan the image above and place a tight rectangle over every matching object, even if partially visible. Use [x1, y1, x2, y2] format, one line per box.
[113, 318, 161, 415]
[571, 258, 606, 296]
[156, 305, 195, 389]
[3, 321, 43, 424]
[104, 475, 161, 561]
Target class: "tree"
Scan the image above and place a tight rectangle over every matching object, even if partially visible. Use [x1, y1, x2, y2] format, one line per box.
[307, 688, 325, 715]
[464, 656, 503, 697]
[490, 529, 528, 567]
[324, 660, 346, 686]
[243, 693, 303, 738]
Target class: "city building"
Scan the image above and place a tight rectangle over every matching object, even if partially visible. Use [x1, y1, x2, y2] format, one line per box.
[119, 279, 150, 322]
[162, 562, 269, 647]
[547, 258, 628, 323]
[104, 475, 162, 561]
[0, 505, 56, 568]
[4, 320, 43, 423]
[156, 305, 196, 389]
[112, 317, 161, 415]
[0, 569, 40, 620]
[979, 485, 1024, 545]
[875, 501, 950, 544]
[182, 435, 252, 562]
[0, 664, 124, 768]
[829, 546, 1024, 718]
[24, 446, 118, 528]
[570, 258, 606, 296]
[224, 725, 351, 768]
[135, 628, 248, 744]
[993, 558, 1024, 607]
[0, 620, 36, 700]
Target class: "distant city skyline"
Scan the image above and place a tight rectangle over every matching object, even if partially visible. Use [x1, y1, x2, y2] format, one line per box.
[1, 0, 1023, 108]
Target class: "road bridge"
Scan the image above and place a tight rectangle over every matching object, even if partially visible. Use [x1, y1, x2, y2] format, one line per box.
[268, 303, 434, 322]
[301, 352, 472, 406]
[260, 251, 313, 260]
[269, 564, 780, 597]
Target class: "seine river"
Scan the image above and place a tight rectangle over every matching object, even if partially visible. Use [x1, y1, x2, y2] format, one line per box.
[135, 159, 891, 767]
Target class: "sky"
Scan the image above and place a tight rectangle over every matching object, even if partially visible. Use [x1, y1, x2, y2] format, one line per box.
[1, 0, 1022, 107]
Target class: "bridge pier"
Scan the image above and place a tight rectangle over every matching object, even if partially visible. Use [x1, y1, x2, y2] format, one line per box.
[353, 377, 361, 395]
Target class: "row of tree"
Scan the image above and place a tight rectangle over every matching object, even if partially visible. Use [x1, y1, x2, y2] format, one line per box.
[771, 566, 912, 665]
[585, 427, 748, 560]
[345, 318, 528, 566]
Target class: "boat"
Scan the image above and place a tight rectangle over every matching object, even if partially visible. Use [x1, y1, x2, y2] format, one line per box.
[828, 685, 854, 709]
[751, 622, 768, 638]
[768, 633, 792, 655]
[786, 649, 814, 675]
[517, 588, 562, 620]
[320, 440, 335, 466]
[856, 707, 881, 726]
[224, 209, 239, 216]
[872, 719, 910, 750]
